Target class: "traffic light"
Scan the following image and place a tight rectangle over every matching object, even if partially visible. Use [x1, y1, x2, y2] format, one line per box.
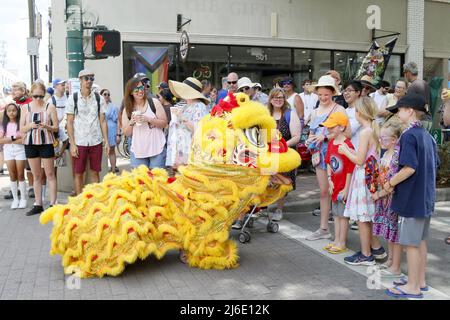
[92, 30, 121, 57]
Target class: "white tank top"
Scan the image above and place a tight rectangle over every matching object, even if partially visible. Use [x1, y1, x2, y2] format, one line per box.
[286, 93, 299, 110]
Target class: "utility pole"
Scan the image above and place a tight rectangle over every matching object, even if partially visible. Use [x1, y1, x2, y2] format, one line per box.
[66, 0, 84, 78]
[28, 0, 37, 82]
[48, 7, 53, 83]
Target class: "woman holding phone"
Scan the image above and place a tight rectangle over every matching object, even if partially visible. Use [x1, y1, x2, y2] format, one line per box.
[20, 82, 59, 216]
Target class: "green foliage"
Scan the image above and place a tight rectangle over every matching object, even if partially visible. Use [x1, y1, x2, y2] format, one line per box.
[437, 142, 450, 188]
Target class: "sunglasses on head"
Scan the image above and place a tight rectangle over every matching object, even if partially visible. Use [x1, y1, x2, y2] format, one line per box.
[227, 81, 237, 85]
[239, 86, 250, 92]
[132, 85, 145, 93]
[32, 95, 45, 99]
[83, 76, 95, 82]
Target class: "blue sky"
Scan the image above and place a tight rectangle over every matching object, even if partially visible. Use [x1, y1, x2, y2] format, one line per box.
[1, 0, 50, 85]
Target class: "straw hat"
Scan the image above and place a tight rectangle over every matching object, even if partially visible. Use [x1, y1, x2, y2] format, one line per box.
[311, 75, 341, 95]
[169, 77, 209, 105]
[360, 75, 376, 91]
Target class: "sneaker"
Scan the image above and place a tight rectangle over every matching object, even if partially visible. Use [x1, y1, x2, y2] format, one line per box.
[231, 220, 243, 230]
[272, 209, 283, 221]
[312, 208, 321, 216]
[350, 221, 359, 230]
[4, 190, 13, 200]
[114, 167, 120, 173]
[305, 228, 331, 241]
[28, 188, 35, 199]
[18, 199, 27, 209]
[344, 251, 376, 266]
[371, 246, 388, 260]
[10, 199, 19, 210]
[26, 205, 44, 216]
[328, 215, 334, 222]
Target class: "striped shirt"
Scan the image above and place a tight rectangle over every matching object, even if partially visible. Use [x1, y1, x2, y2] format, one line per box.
[24, 103, 55, 145]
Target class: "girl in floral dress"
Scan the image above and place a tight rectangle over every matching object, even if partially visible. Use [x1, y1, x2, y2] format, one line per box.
[338, 97, 382, 266]
[372, 119, 404, 277]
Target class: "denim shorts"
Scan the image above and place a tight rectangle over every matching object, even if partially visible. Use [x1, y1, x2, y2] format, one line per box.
[130, 146, 167, 169]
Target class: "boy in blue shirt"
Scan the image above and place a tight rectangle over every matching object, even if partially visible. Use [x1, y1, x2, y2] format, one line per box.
[383, 94, 439, 299]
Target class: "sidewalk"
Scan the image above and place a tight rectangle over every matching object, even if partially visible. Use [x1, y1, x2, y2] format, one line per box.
[0, 164, 448, 300]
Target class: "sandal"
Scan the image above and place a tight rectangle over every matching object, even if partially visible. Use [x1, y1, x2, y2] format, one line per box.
[326, 245, 348, 254]
[393, 277, 429, 291]
[323, 242, 335, 251]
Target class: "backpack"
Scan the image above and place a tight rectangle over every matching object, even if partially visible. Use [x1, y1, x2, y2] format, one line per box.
[284, 109, 291, 124]
[126, 97, 157, 120]
[73, 91, 101, 115]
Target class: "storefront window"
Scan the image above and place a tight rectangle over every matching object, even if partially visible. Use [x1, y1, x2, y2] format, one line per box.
[123, 42, 177, 93]
[383, 55, 402, 87]
[230, 46, 291, 91]
[293, 49, 331, 88]
[333, 51, 367, 83]
[179, 44, 229, 89]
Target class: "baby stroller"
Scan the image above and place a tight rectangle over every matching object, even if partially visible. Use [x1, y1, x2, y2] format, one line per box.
[237, 205, 279, 244]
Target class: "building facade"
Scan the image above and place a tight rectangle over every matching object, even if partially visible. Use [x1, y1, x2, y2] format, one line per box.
[51, 0, 450, 101]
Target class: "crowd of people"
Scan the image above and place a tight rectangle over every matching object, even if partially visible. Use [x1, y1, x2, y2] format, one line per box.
[0, 60, 449, 298]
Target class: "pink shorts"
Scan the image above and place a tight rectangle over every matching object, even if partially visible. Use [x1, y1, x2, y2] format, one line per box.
[72, 143, 103, 174]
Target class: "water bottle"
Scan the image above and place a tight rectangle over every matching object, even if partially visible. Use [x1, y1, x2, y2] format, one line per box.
[337, 194, 344, 202]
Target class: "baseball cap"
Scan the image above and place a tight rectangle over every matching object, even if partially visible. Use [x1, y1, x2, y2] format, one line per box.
[133, 73, 150, 82]
[386, 93, 428, 114]
[320, 112, 349, 128]
[52, 78, 66, 88]
[158, 81, 169, 90]
[78, 69, 95, 78]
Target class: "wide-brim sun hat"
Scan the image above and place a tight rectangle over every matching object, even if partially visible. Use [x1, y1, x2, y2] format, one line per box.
[360, 75, 377, 91]
[169, 77, 210, 105]
[237, 77, 256, 90]
[311, 75, 341, 95]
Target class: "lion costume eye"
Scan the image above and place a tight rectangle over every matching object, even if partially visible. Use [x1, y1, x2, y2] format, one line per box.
[244, 126, 265, 148]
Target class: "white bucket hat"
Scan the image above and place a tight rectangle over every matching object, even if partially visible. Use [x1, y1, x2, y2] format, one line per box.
[169, 77, 210, 105]
[311, 75, 341, 95]
[237, 77, 256, 90]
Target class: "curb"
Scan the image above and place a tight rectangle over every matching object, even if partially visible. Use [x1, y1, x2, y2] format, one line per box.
[282, 188, 450, 213]
[436, 187, 450, 202]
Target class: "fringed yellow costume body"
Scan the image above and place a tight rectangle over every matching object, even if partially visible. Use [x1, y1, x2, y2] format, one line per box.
[40, 93, 301, 277]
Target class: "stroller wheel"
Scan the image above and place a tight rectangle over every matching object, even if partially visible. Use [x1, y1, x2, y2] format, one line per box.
[179, 250, 188, 264]
[244, 230, 251, 242]
[267, 222, 279, 233]
[238, 232, 248, 243]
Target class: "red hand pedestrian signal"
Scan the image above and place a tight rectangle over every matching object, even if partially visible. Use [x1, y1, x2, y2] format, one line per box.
[92, 30, 121, 57]
[95, 34, 107, 53]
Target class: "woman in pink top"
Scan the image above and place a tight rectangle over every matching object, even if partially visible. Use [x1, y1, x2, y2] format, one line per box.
[0, 103, 27, 209]
[122, 77, 168, 168]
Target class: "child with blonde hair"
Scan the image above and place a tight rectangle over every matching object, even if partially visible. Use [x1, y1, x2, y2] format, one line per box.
[338, 97, 385, 265]
[372, 119, 404, 277]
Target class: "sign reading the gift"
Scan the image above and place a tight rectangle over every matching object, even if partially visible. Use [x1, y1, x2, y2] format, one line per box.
[179, 30, 190, 63]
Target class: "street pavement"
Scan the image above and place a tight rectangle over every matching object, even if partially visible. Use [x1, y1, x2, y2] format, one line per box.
[0, 159, 448, 300]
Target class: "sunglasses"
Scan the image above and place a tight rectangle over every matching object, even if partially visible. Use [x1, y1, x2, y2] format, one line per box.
[132, 85, 145, 93]
[102, 93, 110, 96]
[280, 81, 293, 86]
[82, 76, 95, 82]
[239, 86, 250, 92]
[32, 95, 45, 99]
[227, 81, 237, 85]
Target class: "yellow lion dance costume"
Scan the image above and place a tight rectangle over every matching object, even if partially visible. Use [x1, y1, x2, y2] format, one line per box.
[40, 93, 300, 278]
